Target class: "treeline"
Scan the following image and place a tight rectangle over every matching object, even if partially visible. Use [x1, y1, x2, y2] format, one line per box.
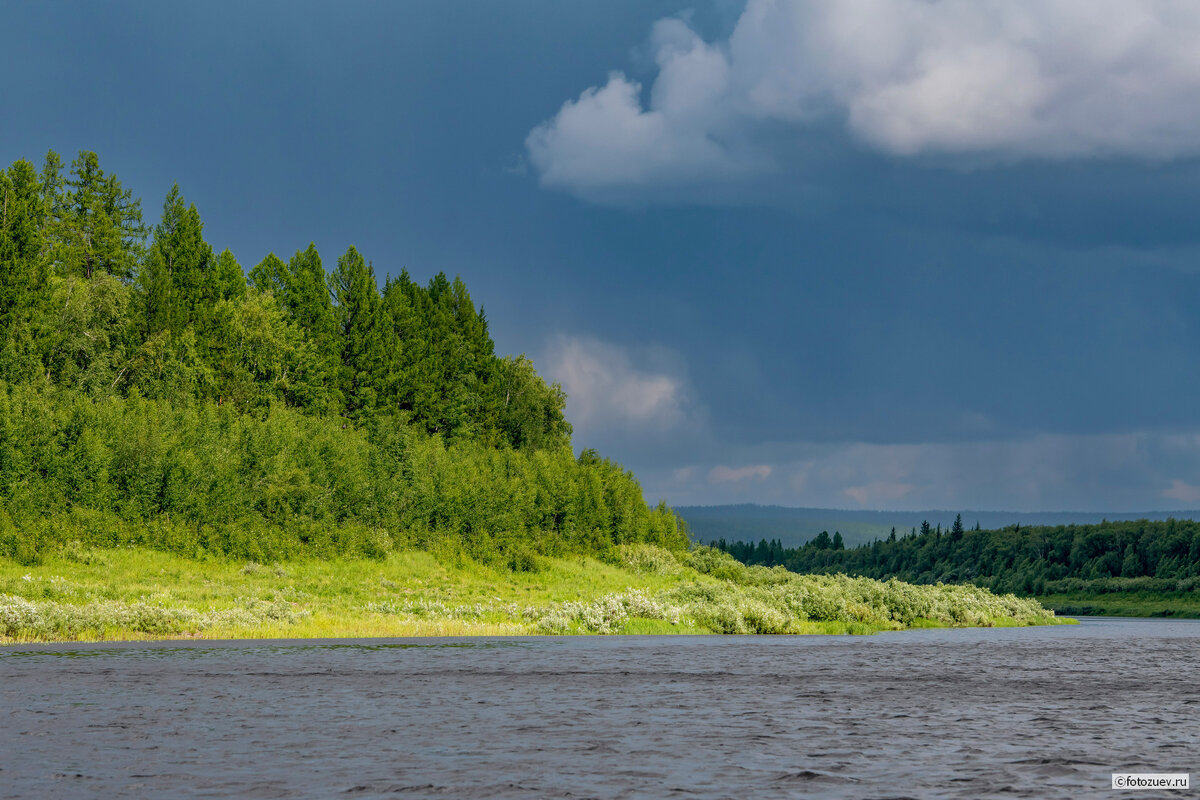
[720, 531, 847, 567]
[0, 150, 686, 564]
[713, 515, 1200, 595]
[2, 151, 568, 445]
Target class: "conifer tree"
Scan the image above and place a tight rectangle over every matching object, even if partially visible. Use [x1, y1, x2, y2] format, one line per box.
[248, 252, 289, 297]
[382, 269, 431, 417]
[951, 513, 965, 542]
[209, 249, 246, 302]
[331, 245, 387, 419]
[0, 160, 44, 321]
[40, 150, 66, 223]
[283, 246, 337, 351]
[411, 272, 496, 439]
[0, 159, 48, 381]
[140, 184, 213, 337]
[380, 271, 419, 411]
[280, 244, 342, 412]
[49, 151, 145, 280]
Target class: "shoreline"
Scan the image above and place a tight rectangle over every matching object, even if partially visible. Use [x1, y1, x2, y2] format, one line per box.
[4, 618, 1081, 650]
[2, 618, 1080, 647]
[2, 544, 1069, 644]
[1, 617, 1076, 647]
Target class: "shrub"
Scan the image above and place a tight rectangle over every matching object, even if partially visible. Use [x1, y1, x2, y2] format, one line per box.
[0, 594, 307, 640]
[685, 547, 749, 582]
[616, 544, 682, 575]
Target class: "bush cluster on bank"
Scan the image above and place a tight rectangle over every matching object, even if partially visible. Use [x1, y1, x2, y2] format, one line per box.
[0, 592, 306, 639]
[533, 546, 1055, 634]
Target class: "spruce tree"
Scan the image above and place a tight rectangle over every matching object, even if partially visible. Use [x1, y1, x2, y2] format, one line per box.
[246, 245, 341, 413]
[285, 245, 339, 353]
[330, 245, 387, 419]
[0, 160, 44, 321]
[0, 159, 48, 381]
[50, 151, 145, 280]
[380, 271, 420, 412]
[140, 184, 213, 337]
[951, 513, 965, 542]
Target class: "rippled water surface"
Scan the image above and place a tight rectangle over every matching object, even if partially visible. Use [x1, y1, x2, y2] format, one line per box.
[2, 618, 1197, 799]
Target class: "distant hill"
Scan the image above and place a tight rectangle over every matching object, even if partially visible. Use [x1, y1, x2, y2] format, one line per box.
[676, 504, 1200, 549]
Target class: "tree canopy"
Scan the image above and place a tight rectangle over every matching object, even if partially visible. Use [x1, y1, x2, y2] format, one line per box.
[0, 149, 685, 566]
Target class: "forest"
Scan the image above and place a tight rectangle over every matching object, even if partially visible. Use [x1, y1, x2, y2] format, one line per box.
[713, 514, 1200, 598]
[0, 150, 687, 566]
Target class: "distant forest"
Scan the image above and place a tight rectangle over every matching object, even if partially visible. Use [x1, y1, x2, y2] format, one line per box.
[714, 515, 1200, 595]
[0, 150, 687, 564]
[679, 503, 1200, 550]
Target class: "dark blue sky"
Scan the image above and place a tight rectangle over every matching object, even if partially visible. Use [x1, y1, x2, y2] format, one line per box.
[7, 1, 1200, 511]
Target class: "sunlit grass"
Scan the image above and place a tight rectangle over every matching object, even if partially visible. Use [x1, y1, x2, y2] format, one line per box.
[1040, 592, 1200, 619]
[0, 543, 1068, 643]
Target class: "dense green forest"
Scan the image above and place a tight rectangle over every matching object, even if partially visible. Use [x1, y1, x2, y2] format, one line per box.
[0, 150, 687, 565]
[714, 515, 1200, 598]
[677, 503, 1200, 550]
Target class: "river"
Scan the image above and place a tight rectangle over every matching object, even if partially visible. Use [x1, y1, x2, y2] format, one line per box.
[2, 617, 1196, 798]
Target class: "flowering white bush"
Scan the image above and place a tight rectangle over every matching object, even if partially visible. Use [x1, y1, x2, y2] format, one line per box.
[367, 597, 522, 622]
[0, 594, 307, 639]
[616, 544, 682, 576]
[533, 589, 684, 634]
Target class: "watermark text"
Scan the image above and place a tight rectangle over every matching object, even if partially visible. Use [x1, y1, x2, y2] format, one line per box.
[1113, 773, 1189, 791]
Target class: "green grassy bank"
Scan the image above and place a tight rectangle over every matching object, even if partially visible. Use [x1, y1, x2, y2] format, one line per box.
[1041, 593, 1200, 619]
[0, 544, 1068, 643]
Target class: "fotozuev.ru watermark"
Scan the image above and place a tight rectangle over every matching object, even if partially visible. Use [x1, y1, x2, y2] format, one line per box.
[1112, 773, 1189, 790]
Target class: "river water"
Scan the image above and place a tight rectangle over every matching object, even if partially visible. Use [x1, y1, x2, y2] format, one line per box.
[1, 618, 1196, 799]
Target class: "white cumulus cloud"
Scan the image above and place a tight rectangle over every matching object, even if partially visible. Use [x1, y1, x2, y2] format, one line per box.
[526, 19, 760, 199]
[541, 335, 695, 437]
[528, 0, 1200, 198]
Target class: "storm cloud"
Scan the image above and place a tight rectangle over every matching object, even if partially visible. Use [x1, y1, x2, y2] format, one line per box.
[529, 1, 1200, 200]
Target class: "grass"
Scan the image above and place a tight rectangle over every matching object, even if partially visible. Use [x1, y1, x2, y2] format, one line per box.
[1040, 591, 1200, 619]
[0, 543, 1070, 643]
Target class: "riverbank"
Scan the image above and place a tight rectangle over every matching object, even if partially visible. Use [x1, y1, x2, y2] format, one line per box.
[0, 544, 1068, 642]
[1041, 592, 1200, 618]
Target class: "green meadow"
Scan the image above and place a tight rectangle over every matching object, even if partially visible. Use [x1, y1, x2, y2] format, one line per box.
[0, 544, 1068, 643]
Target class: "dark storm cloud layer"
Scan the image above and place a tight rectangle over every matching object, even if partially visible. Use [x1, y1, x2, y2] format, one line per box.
[525, 1, 1200, 509]
[6, 1, 1200, 510]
